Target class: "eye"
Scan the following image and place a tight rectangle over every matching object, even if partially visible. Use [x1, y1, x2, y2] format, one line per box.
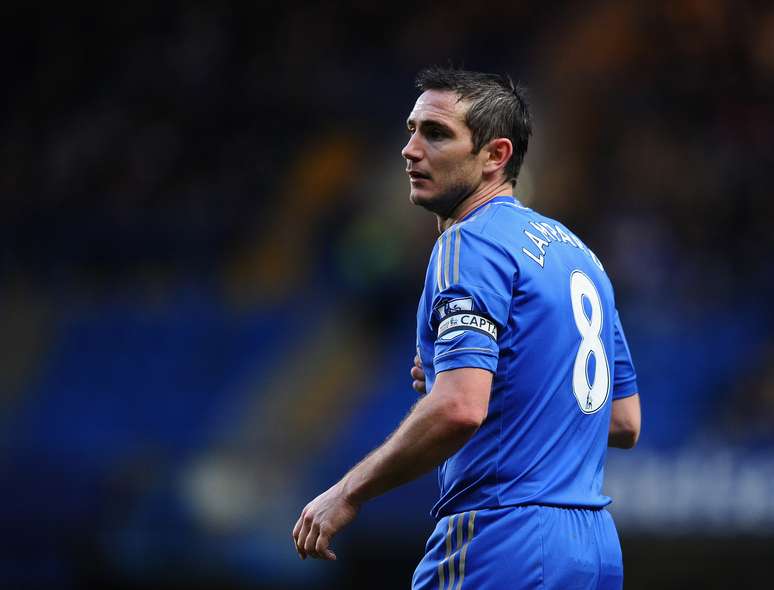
[425, 127, 447, 141]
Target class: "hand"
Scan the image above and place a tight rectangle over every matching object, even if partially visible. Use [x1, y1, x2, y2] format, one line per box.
[292, 484, 359, 561]
[411, 354, 426, 394]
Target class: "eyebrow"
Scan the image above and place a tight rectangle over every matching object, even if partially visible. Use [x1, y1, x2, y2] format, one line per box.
[406, 118, 454, 133]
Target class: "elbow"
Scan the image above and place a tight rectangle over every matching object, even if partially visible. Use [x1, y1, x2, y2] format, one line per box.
[617, 428, 640, 449]
[430, 368, 492, 435]
[609, 394, 641, 449]
[442, 401, 487, 434]
[609, 423, 640, 449]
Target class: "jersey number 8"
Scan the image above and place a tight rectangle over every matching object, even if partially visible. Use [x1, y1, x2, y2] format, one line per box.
[570, 270, 611, 413]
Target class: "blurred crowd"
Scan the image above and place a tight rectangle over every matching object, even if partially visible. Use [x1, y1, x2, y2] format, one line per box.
[5, 0, 772, 431]
[3, 3, 773, 296]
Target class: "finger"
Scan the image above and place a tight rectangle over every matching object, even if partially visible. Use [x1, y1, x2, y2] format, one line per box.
[292, 513, 303, 540]
[414, 354, 423, 368]
[292, 515, 304, 558]
[316, 531, 337, 561]
[296, 515, 312, 559]
[410, 366, 425, 380]
[413, 380, 426, 394]
[304, 524, 321, 557]
[293, 510, 308, 557]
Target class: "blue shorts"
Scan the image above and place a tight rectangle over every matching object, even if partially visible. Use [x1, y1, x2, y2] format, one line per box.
[412, 505, 623, 590]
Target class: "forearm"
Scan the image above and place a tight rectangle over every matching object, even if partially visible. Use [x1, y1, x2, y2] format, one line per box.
[338, 392, 478, 505]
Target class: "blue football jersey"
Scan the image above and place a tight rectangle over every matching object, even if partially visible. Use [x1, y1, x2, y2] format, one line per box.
[416, 196, 638, 519]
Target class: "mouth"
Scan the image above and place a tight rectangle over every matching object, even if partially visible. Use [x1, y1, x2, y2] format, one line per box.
[407, 170, 431, 181]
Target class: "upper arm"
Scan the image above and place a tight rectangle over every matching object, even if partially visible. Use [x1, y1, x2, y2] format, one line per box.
[612, 310, 638, 399]
[431, 226, 513, 375]
[431, 367, 493, 428]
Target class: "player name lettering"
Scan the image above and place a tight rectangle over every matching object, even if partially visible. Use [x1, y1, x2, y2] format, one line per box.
[522, 221, 604, 271]
[438, 313, 498, 341]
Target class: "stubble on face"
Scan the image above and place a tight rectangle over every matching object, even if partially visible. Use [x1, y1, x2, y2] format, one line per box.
[410, 173, 476, 218]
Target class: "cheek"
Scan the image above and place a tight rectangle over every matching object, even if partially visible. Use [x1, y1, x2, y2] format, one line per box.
[433, 152, 467, 178]
[448, 155, 478, 182]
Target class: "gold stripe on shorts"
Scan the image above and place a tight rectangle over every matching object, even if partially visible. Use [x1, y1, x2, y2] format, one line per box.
[456, 510, 477, 589]
[438, 515, 455, 590]
[447, 518, 456, 589]
[447, 512, 464, 588]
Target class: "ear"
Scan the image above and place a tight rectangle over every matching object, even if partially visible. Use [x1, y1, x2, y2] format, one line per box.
[482, 138, 513, 178]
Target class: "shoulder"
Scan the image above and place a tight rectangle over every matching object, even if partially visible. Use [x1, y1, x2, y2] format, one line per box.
[446, 213, 506, 261]
[451, 199, 537, 261]
[464, 198, 531, 231]
[437, 208, 520, 286]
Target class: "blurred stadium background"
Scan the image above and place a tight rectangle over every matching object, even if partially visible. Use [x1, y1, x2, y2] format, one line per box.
[1, 1, 773, 588]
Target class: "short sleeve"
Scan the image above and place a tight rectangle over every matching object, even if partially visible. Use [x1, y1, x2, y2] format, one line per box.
[431, 225, 514, 374]
[612, 310, 639, 399]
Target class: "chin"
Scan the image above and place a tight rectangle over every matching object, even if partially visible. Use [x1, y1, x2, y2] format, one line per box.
[409, 190, 426, 206]
[409, 185, 438, 205]
[411, 183, 470, 218]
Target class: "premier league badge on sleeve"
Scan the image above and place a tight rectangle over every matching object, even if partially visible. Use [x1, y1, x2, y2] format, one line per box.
[434, 297, 474, 320]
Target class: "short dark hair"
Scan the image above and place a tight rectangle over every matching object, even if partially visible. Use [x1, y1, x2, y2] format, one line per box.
[415, 66, 532, 186]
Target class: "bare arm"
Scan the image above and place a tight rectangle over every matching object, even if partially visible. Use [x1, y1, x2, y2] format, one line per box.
[340, 367, 491, 502]
[292, 367, 492, 560]
[608, 393, 641, 449]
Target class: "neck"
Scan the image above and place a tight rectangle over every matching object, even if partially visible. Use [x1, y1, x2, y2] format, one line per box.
[436, 179, 513, 233]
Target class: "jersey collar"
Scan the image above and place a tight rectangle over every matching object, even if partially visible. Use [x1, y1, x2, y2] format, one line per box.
[459, 195, 518, 223]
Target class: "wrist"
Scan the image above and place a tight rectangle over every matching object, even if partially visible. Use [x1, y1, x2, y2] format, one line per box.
[337, 473, 367, 507]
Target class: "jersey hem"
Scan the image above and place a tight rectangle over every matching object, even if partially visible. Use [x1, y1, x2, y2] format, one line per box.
[432, 500, 613, 521]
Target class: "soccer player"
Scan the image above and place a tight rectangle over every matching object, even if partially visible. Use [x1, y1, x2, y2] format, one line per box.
[292, 67, 641, 589]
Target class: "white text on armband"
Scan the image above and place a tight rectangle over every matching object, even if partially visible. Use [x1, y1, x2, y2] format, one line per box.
[437, 313, 498, 342]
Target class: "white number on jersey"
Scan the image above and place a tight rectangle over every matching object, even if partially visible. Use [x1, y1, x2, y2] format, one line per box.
[570, 270, 610, 413]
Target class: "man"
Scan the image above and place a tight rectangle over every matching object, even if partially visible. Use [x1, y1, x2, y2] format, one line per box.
[292, 67, 641, 589]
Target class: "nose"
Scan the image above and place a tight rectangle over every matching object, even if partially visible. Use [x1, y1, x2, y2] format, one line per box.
[401, 132, 422, 162]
